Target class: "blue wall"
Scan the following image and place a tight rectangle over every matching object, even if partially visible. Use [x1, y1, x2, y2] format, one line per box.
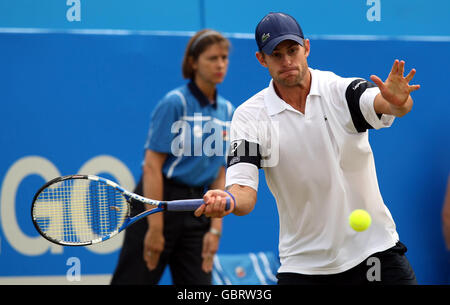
[0, 0, 449, 284]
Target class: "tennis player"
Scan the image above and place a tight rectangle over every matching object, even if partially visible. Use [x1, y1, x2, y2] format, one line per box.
[195, 12, 420, 284]
[111, 29, 234, 285]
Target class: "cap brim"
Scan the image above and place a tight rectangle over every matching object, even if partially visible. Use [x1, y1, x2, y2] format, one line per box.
[262, 34, 304, 55]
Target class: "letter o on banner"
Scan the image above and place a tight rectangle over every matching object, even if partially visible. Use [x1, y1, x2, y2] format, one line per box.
[0, 156, 62, 255]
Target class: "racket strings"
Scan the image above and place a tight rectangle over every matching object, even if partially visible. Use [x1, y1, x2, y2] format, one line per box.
[32, 178, 128, 244]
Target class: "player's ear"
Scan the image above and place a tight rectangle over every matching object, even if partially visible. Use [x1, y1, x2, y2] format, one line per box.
[303, 39, 310, 58]
[255, 51, 267, 67]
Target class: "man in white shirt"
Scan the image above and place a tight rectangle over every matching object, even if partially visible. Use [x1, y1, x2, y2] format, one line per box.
[195, 12, 420, 284]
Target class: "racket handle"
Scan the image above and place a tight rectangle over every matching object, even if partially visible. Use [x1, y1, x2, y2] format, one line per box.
[165, 197, 231, 212]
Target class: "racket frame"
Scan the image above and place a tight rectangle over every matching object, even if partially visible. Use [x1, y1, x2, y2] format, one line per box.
[31, 175, 166, 246]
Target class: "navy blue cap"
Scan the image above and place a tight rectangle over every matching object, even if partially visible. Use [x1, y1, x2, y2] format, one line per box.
[255, 12, 304, 55]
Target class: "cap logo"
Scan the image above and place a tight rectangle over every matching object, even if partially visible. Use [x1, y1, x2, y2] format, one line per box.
[261, 33, 270, 43]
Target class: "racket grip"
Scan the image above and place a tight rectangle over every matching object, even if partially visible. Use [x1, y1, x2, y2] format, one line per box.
[165, 197, 231, 212]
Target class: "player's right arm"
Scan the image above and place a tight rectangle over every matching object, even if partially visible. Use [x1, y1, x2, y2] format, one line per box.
[226, 184, 257, 216]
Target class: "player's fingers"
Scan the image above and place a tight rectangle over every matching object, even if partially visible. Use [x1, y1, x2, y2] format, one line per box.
[398, 60, 405, 76]
[203, 191, 214, 204]
[203, 192, 212, 204]
[205, 196, 227, 217]
[203, 199, 213, 216]
[405, 68, 416, 82]
[370, 75, 384, 89]
[206, 195, 221, 216]
[204, 189, 226, 201]
[391, 59, 399, 74]
[194, 204, 206, 217]
[409, 84, 421, 92]
[211, 196, 226, 214]
[219, 196, 227, 212]
[204, 194, 218, 206]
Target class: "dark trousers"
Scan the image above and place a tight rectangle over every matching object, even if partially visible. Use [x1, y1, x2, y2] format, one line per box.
[277, 241, 417, 285]
[110, 177, 211, 285]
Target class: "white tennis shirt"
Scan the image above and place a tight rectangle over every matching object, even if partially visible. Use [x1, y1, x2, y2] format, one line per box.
[226, 68, 399, 275]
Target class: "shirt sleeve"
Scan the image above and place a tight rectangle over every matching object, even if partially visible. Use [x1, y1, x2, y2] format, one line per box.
[359, 87, 395, 130]
[332, 76, 395, 133]
[225, 107, 261, 191]
[144, 93, 185, 153]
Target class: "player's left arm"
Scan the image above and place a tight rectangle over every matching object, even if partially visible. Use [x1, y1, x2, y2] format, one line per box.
[370, 59, 421, 117]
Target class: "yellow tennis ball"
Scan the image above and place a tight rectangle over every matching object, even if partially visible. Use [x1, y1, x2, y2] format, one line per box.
[349, 209, 372, 232]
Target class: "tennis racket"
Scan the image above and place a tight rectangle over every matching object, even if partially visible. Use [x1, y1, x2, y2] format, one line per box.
[31, 174, 230, 246]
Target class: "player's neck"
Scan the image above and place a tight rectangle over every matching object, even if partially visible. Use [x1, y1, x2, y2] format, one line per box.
[274, 70, 311, 114]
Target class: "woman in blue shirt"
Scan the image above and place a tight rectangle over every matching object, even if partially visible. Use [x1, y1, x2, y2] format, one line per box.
[111, 29, 234, 285]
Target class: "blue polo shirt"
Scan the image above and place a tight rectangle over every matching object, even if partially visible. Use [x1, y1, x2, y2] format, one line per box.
[144, 81, 234, 187]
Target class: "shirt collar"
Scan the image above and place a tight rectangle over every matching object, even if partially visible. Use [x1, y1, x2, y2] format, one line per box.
[308, 68, 321, 97]
[188, 80, 217, 108]
[264, 80, 288, 116]
[264, 68, 321, 116]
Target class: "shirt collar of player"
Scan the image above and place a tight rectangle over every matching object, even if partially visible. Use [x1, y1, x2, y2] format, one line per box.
[264, 68, 321, 116]
[187, 80, 218, 109]
[308, 68, 321, 97]
[264, 80, 288, 116]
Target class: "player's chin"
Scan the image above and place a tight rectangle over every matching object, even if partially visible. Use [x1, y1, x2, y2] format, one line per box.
[276, 76, 300, 87]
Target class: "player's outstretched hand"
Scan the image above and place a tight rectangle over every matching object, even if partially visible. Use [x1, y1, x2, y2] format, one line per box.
[370, 60, 420, 112]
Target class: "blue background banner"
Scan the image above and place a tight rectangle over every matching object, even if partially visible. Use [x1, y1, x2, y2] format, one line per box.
[1, 0, 450, 37]
[0, 0, 449, 284]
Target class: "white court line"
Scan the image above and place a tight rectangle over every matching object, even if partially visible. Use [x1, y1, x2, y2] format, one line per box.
[0, 27, 449, 42]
